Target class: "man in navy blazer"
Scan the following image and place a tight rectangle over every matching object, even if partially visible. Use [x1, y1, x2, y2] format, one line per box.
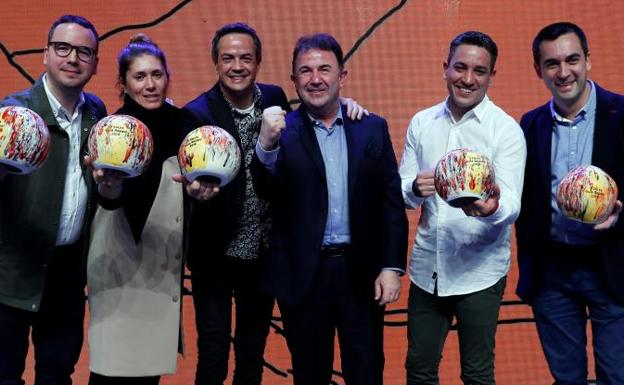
[253, 33, 408, 385]
[516, 22, 624, 384]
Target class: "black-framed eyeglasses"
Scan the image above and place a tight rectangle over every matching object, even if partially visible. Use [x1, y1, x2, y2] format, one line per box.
[48, 41, 97, 63]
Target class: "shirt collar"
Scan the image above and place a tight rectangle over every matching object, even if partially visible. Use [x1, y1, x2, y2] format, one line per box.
[222, 83, 262, 114]
[443, 95, 490, 123]
[549, 80, 596, 125]
[42, 73, 85, 122]
[308, 103, 344, 130]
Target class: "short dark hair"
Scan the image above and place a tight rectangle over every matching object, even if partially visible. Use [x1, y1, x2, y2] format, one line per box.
[447, 31, 498, 71]
[211, 22, 262, 64]
[48, 15, 99, 51]
[292, 33, 344, 74]
[532, 22, 589, 64]
[117, 34, 170, 97]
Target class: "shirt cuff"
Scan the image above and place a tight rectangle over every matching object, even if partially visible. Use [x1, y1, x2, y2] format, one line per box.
[402, 183, 425, 209]
[255, 140, 279, 168]
[382, 267, 405, 276]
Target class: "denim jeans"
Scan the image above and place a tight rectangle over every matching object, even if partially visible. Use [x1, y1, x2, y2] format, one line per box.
[532, 247, 624, 385]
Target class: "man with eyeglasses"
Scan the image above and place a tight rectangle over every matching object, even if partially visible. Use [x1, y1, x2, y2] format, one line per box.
[0, 14, 106, 385]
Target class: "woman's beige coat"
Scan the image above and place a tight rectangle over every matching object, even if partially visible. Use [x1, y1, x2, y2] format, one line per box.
[87, 157, 184, 376]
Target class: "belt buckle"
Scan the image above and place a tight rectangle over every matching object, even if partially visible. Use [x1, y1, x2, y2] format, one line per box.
[321, 244, 348, 258]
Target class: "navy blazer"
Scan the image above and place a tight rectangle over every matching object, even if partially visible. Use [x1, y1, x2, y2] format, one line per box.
[252, 104, 408, 305]
[182, 82, 291, 269]
[516, 83, 624, 303]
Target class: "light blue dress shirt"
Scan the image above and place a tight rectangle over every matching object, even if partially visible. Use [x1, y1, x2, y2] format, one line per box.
[309, 108, 351, 246]
[255, 105, 350, 246]
[550, 81, 597, 245]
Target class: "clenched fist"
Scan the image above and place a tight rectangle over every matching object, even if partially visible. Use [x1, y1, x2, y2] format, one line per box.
[258, 106, 287, 150]
[412, 170, 436, 198]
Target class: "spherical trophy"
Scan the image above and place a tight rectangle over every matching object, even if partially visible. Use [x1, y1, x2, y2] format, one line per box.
[177, 125, 241, 186]
[88, 114, 154, 177]
[556, 165, 618, 224]
[434, 148, 495, 207]
[0, 106, 51, 174]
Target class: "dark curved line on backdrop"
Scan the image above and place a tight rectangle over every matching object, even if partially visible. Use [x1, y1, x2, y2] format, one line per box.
[343, 0, 408, 62]
[288, 0, 409, 106]
[263, 361, 289, 378]
[0, 0, 192, 85]
[0, 42, 35, 84]
[98, 0, 192, 41]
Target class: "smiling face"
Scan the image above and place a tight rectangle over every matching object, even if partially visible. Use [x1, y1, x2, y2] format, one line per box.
[44, 22, 98, 93]
[534, 32, 591, 119]
[122, 54, 168, 110]
[444, 44, 495, 121]
[214, 32, 260, 107]
[291, 48, 347, 119]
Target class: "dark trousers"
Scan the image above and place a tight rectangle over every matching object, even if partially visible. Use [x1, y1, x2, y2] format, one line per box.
[532, 244, 624, 385]
[191, 258, 274, 385]
[405, 278, 506, 385]
[0, 245, 86, 385]
[88, 373, 159, 385]
[279, 254, 385, 385]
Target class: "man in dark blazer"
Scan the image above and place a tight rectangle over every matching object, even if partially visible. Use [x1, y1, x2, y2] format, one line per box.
[253, 33, 408, 385]
[516, 22, 624, 384]
[0, 15, 106, 385]
[181, 22, 291, 385]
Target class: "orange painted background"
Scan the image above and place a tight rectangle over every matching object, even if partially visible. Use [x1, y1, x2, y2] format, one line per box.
[2, 1, 623, 384]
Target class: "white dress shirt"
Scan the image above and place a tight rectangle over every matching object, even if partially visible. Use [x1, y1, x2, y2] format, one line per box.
[43, 74, 89, 246]
[399, 96, 526, 296]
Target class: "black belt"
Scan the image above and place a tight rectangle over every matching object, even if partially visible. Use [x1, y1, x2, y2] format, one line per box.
[320, 244, 351, 258]
[547, 241, 600, 268]
[54, 242, 82, 258]
[548, 241, 597, 258]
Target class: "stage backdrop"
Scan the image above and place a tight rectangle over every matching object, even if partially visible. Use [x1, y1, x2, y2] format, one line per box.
[2, 1, 623, 384]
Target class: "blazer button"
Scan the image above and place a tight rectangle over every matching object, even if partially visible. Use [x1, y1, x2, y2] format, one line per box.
[172, 295, 179, 303]
[175, 216, 181, 223]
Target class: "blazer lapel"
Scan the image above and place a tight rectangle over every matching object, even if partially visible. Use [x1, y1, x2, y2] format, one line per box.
[29, 77, 58, 129]
[535, 107, 553, 198]
[592, 85, 617, 172]
[80, 97, 100, 145]
[296, 106, 326, 180]
[342, 109, 359, 201]
[208, 87, 240, 143]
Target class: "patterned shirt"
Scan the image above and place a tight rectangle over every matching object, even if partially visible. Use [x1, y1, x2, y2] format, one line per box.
[223, 85, 271, 260]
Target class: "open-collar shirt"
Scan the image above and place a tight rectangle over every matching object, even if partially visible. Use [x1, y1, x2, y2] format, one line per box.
[549, 80, 597, 245]
[399, 96, 526, 296]
[43, 73, 88, 246]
